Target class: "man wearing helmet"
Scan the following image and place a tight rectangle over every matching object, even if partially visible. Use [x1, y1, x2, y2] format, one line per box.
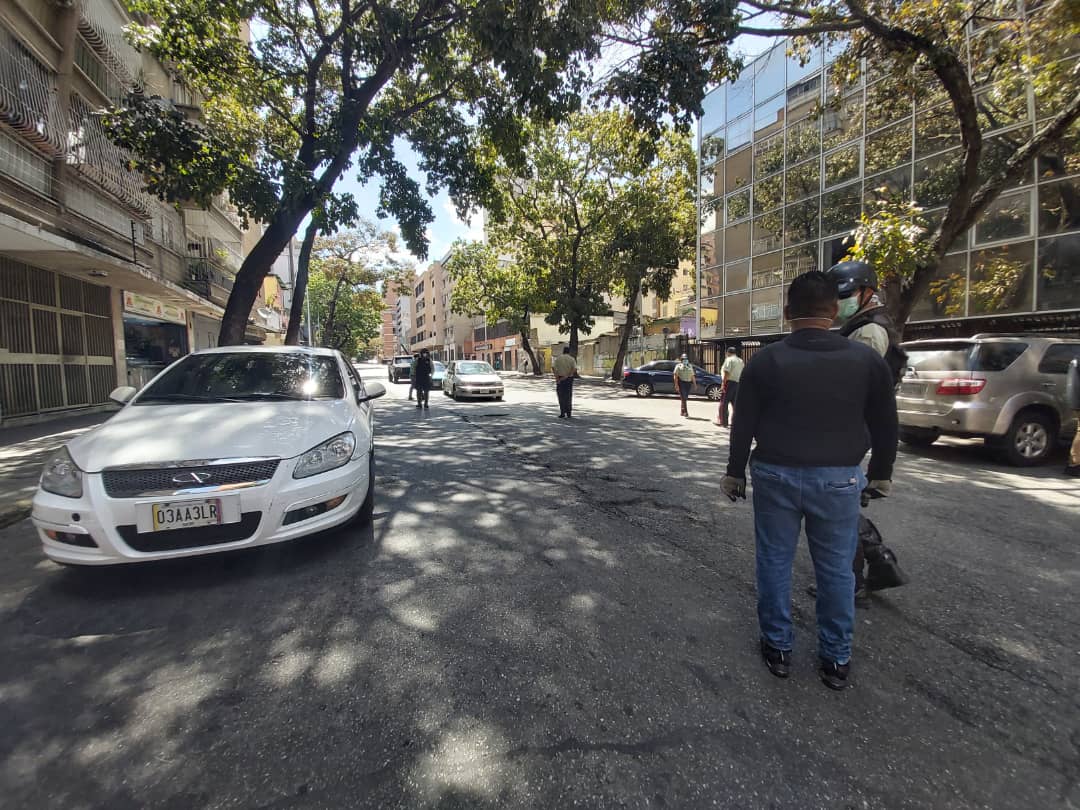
[823, 260, 909, 600]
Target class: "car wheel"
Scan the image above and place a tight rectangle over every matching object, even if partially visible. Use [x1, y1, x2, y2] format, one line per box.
[452, 385, 460, 401]
[354, 450, 375, 525]
[1000, 410, 1055, 467]
[635, 382, 653, 398]
[899, 427, 939, 448]
[705, 384, 722, 401]
[495, 395, 503, 401]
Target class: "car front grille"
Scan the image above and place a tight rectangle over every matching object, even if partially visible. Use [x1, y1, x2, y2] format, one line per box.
[116, 512, 262, 552]
[102, 461, 280, 498]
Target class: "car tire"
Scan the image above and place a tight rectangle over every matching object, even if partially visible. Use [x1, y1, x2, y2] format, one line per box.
[999, 410, 1056, 467]
[452, 386, 460, 401]
[495, 395, 503, 401]
[635, 382, 653, 398]
[899, 427, 939, 448]
[705, 384, 722, 401]
[354, 450, 375, 525]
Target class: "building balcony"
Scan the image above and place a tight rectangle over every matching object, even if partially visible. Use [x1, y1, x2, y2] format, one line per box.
[183, 257, 235, 307]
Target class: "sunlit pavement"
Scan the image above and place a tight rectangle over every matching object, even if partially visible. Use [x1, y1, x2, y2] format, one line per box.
[1, 363, 1077, 808]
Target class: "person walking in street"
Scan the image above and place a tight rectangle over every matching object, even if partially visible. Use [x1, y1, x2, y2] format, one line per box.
[1066, 357, 1080, 477]
[674, 354, 696, 417]
[553, 347, 578, 419]
[716, 347, 744, 428]
[720, 271, 898, 690]
[825, 260, 910, 599]
[413, 349, 434, 409]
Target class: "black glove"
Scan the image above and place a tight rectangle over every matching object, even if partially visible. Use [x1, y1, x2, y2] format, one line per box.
[721, 475, 746, 502]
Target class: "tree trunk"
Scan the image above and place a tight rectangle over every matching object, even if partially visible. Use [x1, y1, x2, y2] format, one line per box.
[519, 326, 540, 376]
[610, 278, 642, 381]
[219, 207, 308, 345]
[323, 272, 349, 348]
[285, 220, 319, 345]
[568, 324, 579, 357]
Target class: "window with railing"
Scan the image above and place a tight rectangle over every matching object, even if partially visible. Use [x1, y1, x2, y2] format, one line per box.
[0, 30, 67, 156]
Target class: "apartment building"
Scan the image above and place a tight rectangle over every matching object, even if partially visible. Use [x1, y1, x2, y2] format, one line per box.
[0, 0, 264, 424]
[411, 255, 471, 361]
[696, 28, 1078, 368]
[379, 281, 398, 361]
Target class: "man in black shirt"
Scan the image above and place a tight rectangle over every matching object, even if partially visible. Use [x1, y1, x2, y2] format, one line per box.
[721, 271, 897, 690]
[413, 349, 434, 409]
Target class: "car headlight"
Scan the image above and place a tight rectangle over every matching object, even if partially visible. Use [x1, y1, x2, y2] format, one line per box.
[292, 432, 356, 479]
[40, 447, 83, 498]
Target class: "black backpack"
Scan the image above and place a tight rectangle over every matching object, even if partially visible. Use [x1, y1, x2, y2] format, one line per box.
[840, 308, 908, 386]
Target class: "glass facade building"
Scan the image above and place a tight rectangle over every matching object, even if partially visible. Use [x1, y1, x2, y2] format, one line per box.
[695, 34, 1079, 351]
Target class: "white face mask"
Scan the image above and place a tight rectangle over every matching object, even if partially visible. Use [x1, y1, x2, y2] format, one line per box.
[837, 296, 860, 322]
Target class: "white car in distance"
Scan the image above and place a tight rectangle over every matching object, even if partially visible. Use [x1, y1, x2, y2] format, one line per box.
[33, 346, 385, 566]
[442, 360, 504, 401]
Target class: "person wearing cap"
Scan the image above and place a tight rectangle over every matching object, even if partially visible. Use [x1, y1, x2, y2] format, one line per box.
[716, 347, 744, 428]
[673, 354, 696, 417]
[823, 260, 909, 601]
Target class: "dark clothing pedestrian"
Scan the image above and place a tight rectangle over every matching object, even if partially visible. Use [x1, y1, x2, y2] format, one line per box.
[726, 327, 897, 670]
[413, 354, 433, 408]
[719, 380, 738, 427]
[556, 378, 573, 417]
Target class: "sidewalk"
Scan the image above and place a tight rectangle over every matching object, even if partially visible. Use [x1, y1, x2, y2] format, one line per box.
[0, 411, 114, 528]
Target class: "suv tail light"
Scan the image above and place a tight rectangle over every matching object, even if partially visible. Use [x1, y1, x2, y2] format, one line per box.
[623, 369, 630, 378]
[936, 378, 986, 396]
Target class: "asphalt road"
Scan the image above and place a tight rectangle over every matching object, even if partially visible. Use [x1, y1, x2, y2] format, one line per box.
[1, 364, 1077, 809]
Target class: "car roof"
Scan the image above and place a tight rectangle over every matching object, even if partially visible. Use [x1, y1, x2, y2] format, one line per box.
[192, 345, 339, 357]
[902, 335, 1080, 348]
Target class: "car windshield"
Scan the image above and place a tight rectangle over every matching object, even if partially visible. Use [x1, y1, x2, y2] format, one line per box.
[903, 341, 1027, 373]
[457, 362, 494, 375]
[136, 352, 344, 403]
[433, 361, 446, 372]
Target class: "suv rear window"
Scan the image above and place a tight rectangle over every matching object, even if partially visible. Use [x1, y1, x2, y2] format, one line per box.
[1037, 344, 1080, 374]
[903, 341, 1028, 372]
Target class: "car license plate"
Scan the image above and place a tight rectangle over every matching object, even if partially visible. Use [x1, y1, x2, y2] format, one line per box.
[898, 381, 927, 398]
[137, 497, 241, 533]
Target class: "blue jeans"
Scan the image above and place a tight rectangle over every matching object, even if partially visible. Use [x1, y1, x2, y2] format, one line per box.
[750, 460, 865, 663]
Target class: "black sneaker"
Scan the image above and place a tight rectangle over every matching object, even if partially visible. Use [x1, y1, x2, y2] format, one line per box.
[760, 639, 791, 678]
[819, 659, 851, 690]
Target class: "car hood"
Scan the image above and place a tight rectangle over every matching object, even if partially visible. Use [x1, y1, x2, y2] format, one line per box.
[457, 374, 502, 384]
[68, 400, 358, 472]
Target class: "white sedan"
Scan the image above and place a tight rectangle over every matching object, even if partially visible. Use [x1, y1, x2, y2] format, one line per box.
[32, 346, 385, 566]
[442, 360, 504, 401]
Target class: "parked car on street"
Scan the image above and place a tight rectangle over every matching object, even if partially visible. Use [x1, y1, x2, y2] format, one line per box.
[431, 360, 447, 388]
[621, 361, 725, 400]
[388, 354, 413, 383]
[32, 346, 386, 565]
[897, 335, 1080, 466]
[443, 360, 504, 400]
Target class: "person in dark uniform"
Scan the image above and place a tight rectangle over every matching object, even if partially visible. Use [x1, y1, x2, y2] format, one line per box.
[413, 349, 434, 409]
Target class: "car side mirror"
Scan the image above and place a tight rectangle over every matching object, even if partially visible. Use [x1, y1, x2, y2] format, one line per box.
[109, 386, 137, 405]
[358, 381, 386, 403]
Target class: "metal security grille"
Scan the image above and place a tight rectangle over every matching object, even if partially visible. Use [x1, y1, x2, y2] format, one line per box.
[0, 259, 116, 420]
[102, 461, 281, 498]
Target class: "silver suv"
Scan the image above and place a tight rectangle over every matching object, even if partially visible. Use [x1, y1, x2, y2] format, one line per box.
[897, 335, 1080, 466]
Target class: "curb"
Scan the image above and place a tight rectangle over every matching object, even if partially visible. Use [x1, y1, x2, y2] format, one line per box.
[0, 500, 32, 530]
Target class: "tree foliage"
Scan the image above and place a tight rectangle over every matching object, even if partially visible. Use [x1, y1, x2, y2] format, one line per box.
[606, 0, 1080, 329]
[104, 0, 622, 344]
[467, 110, 697, 357]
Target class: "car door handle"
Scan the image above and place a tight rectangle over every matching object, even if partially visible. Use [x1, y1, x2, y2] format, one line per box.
[1041, 382, 1057, 388]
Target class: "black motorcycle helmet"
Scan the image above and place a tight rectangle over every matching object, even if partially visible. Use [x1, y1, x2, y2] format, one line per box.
[825, 260, 878, 297]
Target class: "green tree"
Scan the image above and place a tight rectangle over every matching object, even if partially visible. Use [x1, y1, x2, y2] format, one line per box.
[446, 240, 546, 375]
[306, 260, 384, 357]
[607, 0, 1080, 331]
[104, 0, 621, 345]
[475, 110, 696, 357]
